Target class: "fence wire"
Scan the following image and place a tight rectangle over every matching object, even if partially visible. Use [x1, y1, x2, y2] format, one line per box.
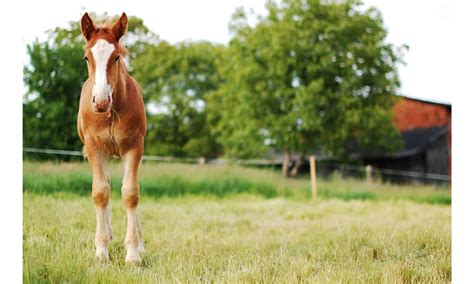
[23, 147, 451, 182]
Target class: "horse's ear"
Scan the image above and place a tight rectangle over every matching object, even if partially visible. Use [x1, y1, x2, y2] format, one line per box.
[81, 13, 96, 41]
[112, 12, 128, 41]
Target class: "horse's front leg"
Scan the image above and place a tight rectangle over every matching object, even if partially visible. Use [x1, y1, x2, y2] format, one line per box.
[121, 148, 144, 264]
[86, 150, 113, 260]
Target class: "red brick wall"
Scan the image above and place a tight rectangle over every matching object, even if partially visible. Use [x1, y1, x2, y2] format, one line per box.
[447, 111, 452, 176]
[393, 98, 450, 131]
[393, 97, 451, 176]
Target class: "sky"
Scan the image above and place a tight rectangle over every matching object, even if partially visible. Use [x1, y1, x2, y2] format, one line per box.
[15, 0, 464, 104]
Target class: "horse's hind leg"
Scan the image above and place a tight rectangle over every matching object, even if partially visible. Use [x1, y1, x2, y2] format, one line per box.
[121, 148, 144, 264]
[87, 150, 112, 260]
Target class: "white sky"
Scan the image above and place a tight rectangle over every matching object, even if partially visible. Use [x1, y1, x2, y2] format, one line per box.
[15, 0, 463, 104]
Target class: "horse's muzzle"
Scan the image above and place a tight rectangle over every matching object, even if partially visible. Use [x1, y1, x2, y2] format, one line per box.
[93, 95, 111, 112]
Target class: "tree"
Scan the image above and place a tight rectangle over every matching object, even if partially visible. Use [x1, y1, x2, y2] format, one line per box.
[132, 41, 225, 158]
[211, 0, 404, 174]
[23, 23, 86, 154]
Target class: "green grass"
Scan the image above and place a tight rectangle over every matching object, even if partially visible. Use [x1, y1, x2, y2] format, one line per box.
[23, 161, 451, 283]
[23, 161, 451, 205]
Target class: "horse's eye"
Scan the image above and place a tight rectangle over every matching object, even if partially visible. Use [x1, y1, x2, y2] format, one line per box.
[115, 56, 120, 64]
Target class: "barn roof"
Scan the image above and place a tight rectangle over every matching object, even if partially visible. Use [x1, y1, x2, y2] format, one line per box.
[364, 126, 448, 159]
[399, 96, 451, 110]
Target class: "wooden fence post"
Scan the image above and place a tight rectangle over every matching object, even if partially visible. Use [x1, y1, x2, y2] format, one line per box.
[198, 157, 206, 165]
[309, 155, 317, 201]
[365, 164, 372, 184]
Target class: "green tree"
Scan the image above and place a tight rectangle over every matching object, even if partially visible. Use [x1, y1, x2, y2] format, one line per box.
[211, 0, 404, 174]
[132, 41, 225, 158]
[23, 23, 86, 154]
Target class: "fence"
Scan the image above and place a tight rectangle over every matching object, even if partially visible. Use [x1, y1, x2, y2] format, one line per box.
[313, 161, 451, 182]
[23, 148, 278, 165]
[23, 147, 451, 184]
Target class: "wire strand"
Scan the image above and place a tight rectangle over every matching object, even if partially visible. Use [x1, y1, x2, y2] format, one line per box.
[23, 147, 451, 181]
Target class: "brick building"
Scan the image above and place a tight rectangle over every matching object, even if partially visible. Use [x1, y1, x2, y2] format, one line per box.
[363, 96, 451, 183]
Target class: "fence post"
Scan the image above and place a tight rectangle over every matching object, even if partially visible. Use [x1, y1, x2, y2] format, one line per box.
[365, 165, 372, 184]
[198, 157, 206, 165]
[309, 155, 317, 201]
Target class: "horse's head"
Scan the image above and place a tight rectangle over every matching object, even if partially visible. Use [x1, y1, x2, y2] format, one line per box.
[81, 13, 128, 113]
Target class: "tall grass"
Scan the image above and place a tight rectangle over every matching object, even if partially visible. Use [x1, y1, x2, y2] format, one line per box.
[23, 194, 451, 283]
[23, 161, 451, 204]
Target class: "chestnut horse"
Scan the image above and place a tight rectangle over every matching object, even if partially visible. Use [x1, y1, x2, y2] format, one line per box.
[78, 12, 146, 263]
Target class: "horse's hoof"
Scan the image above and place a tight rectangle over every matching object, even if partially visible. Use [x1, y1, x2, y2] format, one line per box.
[95, 247, 110, 261]
[138, 240, 145, 253]
[125, 250, 141, 264]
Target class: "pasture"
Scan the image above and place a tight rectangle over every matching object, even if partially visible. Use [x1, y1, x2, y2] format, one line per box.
[23, 161, 451, 283]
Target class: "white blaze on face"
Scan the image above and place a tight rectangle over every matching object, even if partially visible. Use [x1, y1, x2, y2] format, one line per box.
[91, 39, 115, 102]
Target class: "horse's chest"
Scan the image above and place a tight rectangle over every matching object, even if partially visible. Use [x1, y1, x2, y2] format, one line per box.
[80, 109, 143, 157]
[84, 119, 130, 155]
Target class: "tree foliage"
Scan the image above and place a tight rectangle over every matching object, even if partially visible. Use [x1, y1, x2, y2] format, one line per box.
[23, 23, 86, 153]
[211, 0, 403, 159]
[132, 41, 224, 157]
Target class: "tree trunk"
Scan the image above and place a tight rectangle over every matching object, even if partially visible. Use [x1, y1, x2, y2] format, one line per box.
[282, 149, 291, 177]
[290, 153, 305, 177]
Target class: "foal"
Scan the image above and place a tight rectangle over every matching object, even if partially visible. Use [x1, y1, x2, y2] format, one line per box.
[77, 12, 147, 263]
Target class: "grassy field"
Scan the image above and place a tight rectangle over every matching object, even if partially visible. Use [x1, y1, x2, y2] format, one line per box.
[23, 161, 451, 283]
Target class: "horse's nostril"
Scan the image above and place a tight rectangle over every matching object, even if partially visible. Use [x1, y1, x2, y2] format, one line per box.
[92, 96, 96, 103]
